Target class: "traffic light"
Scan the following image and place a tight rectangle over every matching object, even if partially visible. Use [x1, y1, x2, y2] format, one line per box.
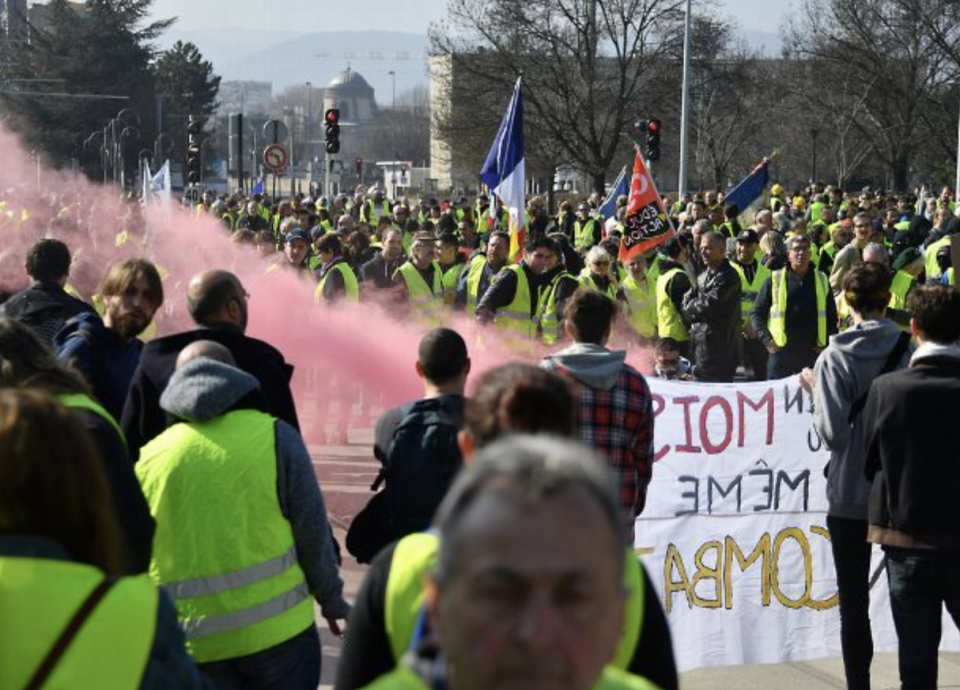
[325, 108, 341, 154]
[186, 116, 202, 185]
[645, 117, 661, 161]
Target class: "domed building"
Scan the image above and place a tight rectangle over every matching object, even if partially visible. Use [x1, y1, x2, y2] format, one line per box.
[321, 67, 378, 124]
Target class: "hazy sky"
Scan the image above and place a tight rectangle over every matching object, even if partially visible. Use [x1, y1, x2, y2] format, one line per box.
[147, 0, 794, 35]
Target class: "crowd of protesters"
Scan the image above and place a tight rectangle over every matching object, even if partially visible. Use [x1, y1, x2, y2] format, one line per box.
[1, 175, 959, 689]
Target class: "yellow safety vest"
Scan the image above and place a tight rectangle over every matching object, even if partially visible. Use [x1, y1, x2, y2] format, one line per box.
[536, 271, 575, 345]
[889, 270, 915, 310]
[621, 273, 658, 339]
[579, 272, 619, 302]
[57, 392, 127, 452]
[493, 264, 536, 339]
[383, 532, 645, 673]
[136, 409, 314, 663]
[0, 557, 157, 689]
[768, 269, 829, 348]
[574, 218, 600, 251]
[441, 263, 466, 306]
[359, 665, 663, 690]
[394, 261, 444, 326]
[730, 262, 771, 325]
[656, 268, 689, 342]
[464, 255, 496, 316]
[314, 261, 360, 304]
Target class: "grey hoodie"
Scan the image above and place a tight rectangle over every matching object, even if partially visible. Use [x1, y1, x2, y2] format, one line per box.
[540, 342, 626, 390]
[159, 358, 351, 620]
[812, 319, 912, 520]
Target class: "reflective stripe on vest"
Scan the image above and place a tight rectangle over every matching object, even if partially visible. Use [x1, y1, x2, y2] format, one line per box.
[57, 392, 127, 451]
[0, 557, 157, 689]
[395, 261, 444, 326]
[768, 269, 829, 348]
[383, 533, 645, 672]
[621, 274, 657, 338]
[494, 264, 536, 339]
[730, 262, 771, 325]
[136, 409, 314, 663]
[656, 268, 689, 342]
[314, 261, 360, 304]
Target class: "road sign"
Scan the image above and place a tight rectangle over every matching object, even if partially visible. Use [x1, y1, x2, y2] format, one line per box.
[263, 144, 288, 172]
[263, 120, 288, 145]
[184, 185, 203, 204]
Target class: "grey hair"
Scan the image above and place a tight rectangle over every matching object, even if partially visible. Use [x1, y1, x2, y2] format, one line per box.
[585, 245, 612, 266]
[863, 242, 889, 265]
[432, 434, 625, 585]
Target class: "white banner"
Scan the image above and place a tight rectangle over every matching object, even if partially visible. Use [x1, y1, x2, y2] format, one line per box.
[638, 375, 960, 671]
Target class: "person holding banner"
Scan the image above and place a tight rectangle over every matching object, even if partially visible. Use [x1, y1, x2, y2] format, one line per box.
[803, 263, 913, 690]
[751, 235, 838, 379]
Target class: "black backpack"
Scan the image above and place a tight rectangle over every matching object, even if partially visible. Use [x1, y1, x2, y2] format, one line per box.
[346, 397, 463, 564]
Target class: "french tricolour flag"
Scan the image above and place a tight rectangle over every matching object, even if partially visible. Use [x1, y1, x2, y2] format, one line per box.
[480, 77, 525, 262]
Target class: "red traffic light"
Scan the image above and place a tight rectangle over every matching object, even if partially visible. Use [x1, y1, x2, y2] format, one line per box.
[325, 108, 340, 123]
[647, 118, 660, 133]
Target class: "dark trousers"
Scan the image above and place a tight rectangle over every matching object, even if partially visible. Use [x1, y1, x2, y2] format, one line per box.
[827, 516, 874, 690]
[741, 336, 769, 381]
[885, 547, 960, 690]
[767, 349, 818, 380]
[199, 626, 321, 690]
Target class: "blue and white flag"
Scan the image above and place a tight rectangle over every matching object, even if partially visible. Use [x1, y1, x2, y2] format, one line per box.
[724, 158, 770, 218]
[480, 77, 525, 260]
[599, 165, 629, 219]
[251, 178, 265, 195]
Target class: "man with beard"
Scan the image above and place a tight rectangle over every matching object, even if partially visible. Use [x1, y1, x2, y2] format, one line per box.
[360, 229, 405, 291]
[56, 259, 163, 420]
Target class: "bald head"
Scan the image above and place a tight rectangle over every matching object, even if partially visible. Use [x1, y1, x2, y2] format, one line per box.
[175, 340, 236, 370]
[187, 270, 247, 330]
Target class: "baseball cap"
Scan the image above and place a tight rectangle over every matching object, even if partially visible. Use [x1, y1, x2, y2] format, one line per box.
[736, 229, 760, 244]
[284, 229, 310, 245]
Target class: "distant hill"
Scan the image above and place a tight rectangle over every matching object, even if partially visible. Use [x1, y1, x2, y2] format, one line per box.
[157, 30, 431, 105]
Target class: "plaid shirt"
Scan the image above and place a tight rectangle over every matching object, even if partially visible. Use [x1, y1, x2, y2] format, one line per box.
[567, 363, 656, 540]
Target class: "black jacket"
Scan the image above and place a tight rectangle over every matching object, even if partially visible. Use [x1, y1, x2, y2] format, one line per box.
[864, 350, 960, 550]
[681, 259, 742, 381]
[120, 324, 299, 458]
[0, 282, 94, 346]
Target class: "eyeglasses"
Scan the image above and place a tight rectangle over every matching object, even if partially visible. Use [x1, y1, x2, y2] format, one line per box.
[789, 246, 811, 253]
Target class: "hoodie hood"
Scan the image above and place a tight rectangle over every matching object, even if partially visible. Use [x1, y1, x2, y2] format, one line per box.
[159, 357, 261, 423]
[826, 318, 907, 361]
[541, 343, 625, 391]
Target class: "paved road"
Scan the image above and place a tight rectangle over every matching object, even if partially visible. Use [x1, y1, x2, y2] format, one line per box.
[309, 429, 960, 690]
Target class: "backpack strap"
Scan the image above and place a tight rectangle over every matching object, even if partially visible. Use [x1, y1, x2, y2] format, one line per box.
[847, 331, 911, 425]
[26, 576, 118, 690]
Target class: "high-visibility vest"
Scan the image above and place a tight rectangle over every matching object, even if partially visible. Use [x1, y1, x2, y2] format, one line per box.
[362, 200, 392, 225]
[394, 261, 444, 326]
[57, 392, 127, 452]
[574, 218, 600, 250]
[889, 270, 915, 310]
[493, 264, 536, 339]
[441, 262, 466, 306]
[656, 268, 689, 342]
[925, 235, 951, 281]
[382, 532, 645, 674]
[0, 556, 157, 689]
[810, 201, 825, 223]
[536, 271, 575, 344]
[359, 665, 663, 690]
[136, 409, 314, 663]
[731, 262, 771, 325]
[621, 273, 657, 339]
[464, 255, 491, 317]
[579, 272, 618, 302]
[948, 267, 956, 286]
[314, 261, 360, 304]
[768, 269, 829, 348]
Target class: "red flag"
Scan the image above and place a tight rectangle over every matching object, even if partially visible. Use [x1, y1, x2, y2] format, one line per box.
[618, 151, 675, 263]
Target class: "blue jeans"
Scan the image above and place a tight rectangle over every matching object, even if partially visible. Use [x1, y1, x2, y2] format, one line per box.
[885, 548, 960, 690]
[198, 626, 321, 690]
